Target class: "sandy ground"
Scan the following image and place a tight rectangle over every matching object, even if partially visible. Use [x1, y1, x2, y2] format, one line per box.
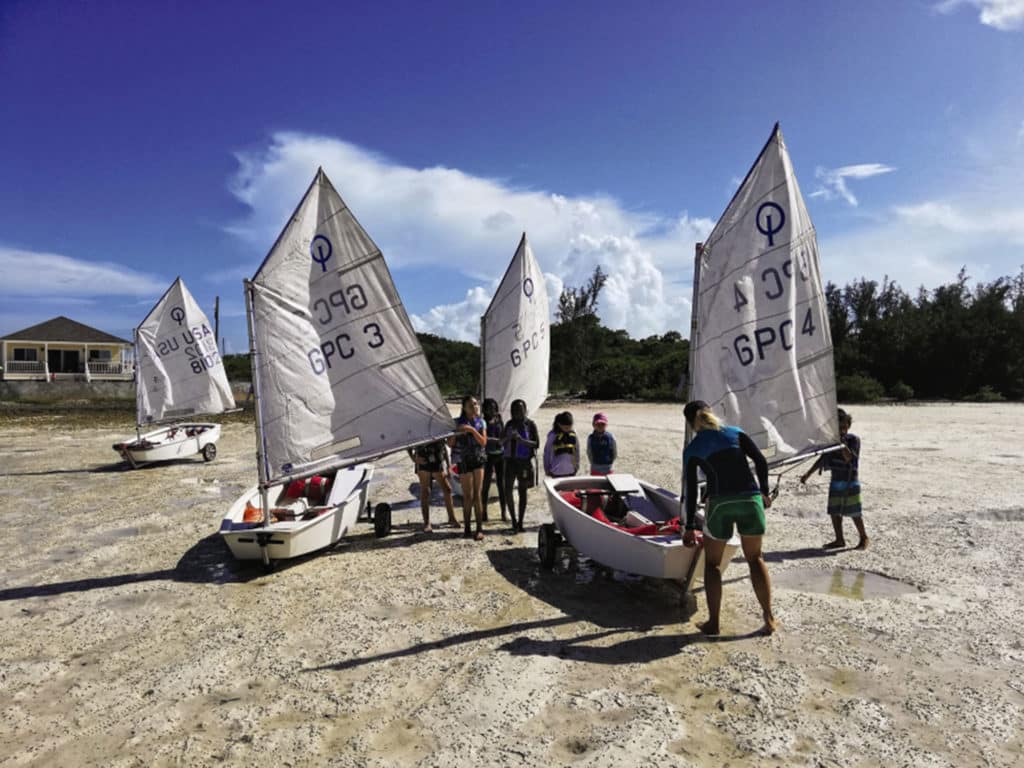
[1, 402, 1022, 767]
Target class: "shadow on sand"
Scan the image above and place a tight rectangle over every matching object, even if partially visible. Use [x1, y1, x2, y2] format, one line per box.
[764, 547, 841, 563]
[309, 546, 758, 672]
[0, 533, 279, 601]
[1, 458, 208, 477]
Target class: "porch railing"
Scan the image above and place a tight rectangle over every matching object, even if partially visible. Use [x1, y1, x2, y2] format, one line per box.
[87, 361, 126, 375]
[4, 361, 45, 374]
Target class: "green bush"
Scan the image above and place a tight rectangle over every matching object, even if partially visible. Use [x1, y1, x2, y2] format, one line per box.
[966, 385, 1005, 402]
[889, 381, 914, 402]
[837, 374, 885, 403]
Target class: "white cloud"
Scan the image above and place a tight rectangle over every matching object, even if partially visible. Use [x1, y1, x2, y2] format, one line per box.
[819, 199, 1024, 292]
[228, 132, 715, 341]
[935, 0, 1024, 30]
[810, 163, 896, 207]
[0, 246, 166, 298]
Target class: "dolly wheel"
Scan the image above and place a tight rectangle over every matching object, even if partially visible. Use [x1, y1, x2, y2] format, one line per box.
[202, 443, 217, 462]
[538, 523, 559, 570]
[373, 503, 392, 538]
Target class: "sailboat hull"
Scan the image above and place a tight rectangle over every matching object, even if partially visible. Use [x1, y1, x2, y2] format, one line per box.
[220, 464, 374, 561]
[112, 423, 221, 467]
[542, 475, 739, 586]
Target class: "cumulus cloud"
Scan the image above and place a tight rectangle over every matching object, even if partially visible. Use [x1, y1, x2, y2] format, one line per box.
[935, 0, 1024, 30]
[227, 132, 715, 341]
[810, 163, 896, 207]
[819, 199, 1024, 292]
[0, 246, 166, 298]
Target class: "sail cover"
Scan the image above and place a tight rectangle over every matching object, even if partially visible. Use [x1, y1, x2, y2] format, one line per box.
[690, 124, 838, 463]
[248, 168, 454, 484]
[136, 277, 235, 424]
[481, 233, 550, 416]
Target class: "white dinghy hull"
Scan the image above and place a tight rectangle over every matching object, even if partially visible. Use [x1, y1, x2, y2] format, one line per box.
[113, 423, 222, 467]
[542, 474, 739, 584]
[220, 464, 374, 561]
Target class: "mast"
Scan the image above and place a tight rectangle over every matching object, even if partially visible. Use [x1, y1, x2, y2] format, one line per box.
[133, 326, 142, 438]
[479, 314, 486, 401]
[243, 280, 271, 531]
[685, 241, 702, 448]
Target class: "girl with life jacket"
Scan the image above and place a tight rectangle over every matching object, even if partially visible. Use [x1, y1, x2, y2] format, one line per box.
[450, 395, 488, 541]
[480, 398, 508, 523]
[586, 412, 617, 475]
[543, 411, 579, 478]
[501, 398, 540, 533]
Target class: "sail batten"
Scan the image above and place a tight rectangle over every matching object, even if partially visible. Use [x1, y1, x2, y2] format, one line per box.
[690, 125, 839, 464]
[135, 277, 235, 425]
[481, 234, 550, 416]
[248, 170, 454, 485]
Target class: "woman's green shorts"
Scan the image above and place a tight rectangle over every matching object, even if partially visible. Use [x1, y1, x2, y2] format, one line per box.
[704, 493, 766, 540]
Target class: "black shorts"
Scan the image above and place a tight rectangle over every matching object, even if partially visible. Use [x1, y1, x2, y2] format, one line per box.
[507, 458, 534, 486]
[417, 462, 443, 474]
[458, 454, 484, 473]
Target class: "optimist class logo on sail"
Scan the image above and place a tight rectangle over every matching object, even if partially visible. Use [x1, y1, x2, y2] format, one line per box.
[730, 201, 817, 367]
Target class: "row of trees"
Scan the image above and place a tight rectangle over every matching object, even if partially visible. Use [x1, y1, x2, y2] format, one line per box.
[223, 266, 1024, 402]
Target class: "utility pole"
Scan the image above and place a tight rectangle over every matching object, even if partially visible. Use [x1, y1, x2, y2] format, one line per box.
[214, 296, 220, 349]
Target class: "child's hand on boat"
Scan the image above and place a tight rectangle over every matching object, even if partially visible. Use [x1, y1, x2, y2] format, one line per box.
[683, 529, 698, 547]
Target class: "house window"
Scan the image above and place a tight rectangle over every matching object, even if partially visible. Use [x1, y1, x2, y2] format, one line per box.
[89, 349, 112, 361]
[13, 348, 38, 362]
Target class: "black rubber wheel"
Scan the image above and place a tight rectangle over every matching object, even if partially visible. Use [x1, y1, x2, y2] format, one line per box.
[373, 502, 392, 538]
[202, 443, 217, 462]
[538, 523, 559, 570]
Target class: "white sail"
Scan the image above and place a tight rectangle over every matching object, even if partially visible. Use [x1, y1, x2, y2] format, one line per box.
[481, 233, 550, 416]
[248, 168, 454, 484]
[135, 277, 235, 424]
[690, 124, 839, 463]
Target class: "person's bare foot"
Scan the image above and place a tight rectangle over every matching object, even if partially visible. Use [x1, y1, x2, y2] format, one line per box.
[855, 537, 869, 550]
[474, 530, 485, 541]
[697, 620, 720, 636]
[760, 615, 778, 636]
[422, 524, 433, 534]
[823, 539, 846, 549]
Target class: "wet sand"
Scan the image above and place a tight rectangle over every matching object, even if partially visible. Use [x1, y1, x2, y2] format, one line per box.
[1, 403, 1022, 767]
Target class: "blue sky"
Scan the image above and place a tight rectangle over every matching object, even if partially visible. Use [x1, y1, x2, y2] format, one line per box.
[1, 0, 1022, 351]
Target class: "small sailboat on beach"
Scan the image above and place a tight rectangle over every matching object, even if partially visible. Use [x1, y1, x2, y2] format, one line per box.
[112, 278, 235, 468]
[541, 124, 838, 593]
[220, 168, 455, 566]
[451, 233, 549, 495]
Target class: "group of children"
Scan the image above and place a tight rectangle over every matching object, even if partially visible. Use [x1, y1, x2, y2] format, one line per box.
[410, 398, 619, 539]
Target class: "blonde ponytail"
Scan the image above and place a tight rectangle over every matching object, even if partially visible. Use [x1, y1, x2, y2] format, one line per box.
[695, 409, 721, 431]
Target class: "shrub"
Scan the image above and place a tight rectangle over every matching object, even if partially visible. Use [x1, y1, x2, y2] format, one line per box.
[966, 385, 1005, 403]
[837, 374, 885, 403]
[889, 381, 914, 402]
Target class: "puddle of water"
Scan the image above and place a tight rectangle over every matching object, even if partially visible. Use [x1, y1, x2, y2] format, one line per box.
[773, 567, 918, 600]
